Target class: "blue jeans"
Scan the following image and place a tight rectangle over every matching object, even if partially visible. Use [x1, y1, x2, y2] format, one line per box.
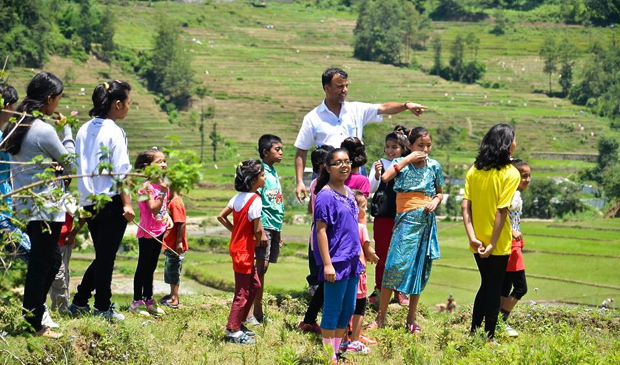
[321, 275, 359, 330]
[0, 217, 31, 262]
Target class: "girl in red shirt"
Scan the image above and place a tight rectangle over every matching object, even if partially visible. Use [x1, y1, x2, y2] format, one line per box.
[217, 159, 266, 345]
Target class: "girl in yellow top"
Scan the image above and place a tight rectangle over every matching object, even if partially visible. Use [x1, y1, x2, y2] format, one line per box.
[461, 123, 520, 342]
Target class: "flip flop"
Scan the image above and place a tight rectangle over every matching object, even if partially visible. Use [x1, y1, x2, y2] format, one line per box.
[408, 324, 422, 334]
[161, 300, 179, 309]
[159, 295, 172, 305]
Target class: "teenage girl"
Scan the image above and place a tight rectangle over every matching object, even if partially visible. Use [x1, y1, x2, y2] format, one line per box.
[130, 147, 170, 316]
[499, 159, 531, 337]
[462, 123, 520, 342]
[368, 132, 409, 306]
[313, 148, 363, 364]
[374, 127, 444, 334]
[3, 72, 74, 338]
[0, 84, 31, 261]
[217, 159, 266, 345]
[71, 80, 134, 322]
[340, 137, 370, 197]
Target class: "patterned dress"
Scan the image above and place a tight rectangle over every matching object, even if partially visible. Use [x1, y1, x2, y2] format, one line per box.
[382, 157, 444, 295]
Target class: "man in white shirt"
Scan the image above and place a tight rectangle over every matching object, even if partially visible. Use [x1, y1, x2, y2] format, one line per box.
[294, 67, 427, 202]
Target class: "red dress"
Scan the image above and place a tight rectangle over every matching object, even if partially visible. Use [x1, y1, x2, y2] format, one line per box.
[229, 193, 260, 274]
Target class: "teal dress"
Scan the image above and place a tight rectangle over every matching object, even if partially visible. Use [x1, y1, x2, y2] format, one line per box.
[381, 157, 444, 295]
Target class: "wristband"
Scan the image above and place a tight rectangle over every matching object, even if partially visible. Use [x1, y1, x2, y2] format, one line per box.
[393, 164, 400, 174]
[403, 101, 411, 109]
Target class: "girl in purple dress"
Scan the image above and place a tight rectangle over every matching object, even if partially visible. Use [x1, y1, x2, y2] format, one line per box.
[313, 148, 364, 364]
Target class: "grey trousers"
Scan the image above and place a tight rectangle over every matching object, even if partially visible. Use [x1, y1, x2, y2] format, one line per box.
[49, 244, 73, 312]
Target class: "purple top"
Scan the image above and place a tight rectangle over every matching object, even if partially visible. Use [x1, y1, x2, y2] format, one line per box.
[344, 172, 370, 197]
[312, 186, 363, 282]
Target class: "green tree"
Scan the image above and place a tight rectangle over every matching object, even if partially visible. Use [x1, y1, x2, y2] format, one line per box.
[522, 178, 559, 218]
[430, 36, 442, 76]
[596, 136, 619, 178]
[78, 0, 95, 53]
[448, 34, 465, 81]
[353, 0, 404, 65]
[557, 38, 578, 96]
[0, 0, 50, 67]
[490, 9, 510, 35]
[540, 37, 558, 94]
[602, 164, 620, 200]
[98, 9, 116, 61]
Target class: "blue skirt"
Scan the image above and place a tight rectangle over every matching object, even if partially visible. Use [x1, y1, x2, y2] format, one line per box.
[381, 208, 440, 295]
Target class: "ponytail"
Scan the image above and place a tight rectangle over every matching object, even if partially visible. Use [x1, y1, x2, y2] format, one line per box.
[89, 80, 131, 118]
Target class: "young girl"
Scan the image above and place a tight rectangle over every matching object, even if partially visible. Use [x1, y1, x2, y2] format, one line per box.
[462, 124, 520, 342]
[375, 127, 444, 334]
[3, 72, 74, 338]
[313, 148, 363, 364]
[217, 159, 265, 345]
[500, 159, 531, 338]
[368, 132, 409, 306]
[340, 190, 379, 354]
[71, 80, 134, 321]
[340, 137, 370, 197]
[130, 147, 170, 316]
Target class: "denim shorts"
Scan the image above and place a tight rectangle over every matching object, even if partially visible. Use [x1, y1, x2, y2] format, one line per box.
[164, 249, 185, 285]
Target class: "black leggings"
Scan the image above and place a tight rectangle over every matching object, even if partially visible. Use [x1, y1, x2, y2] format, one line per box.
[303, 281, 324, 324]
[22, 221, 63, 332]
[133, 236, 163, 301]
[353, 297, 367, 316]
[471, 254, 509, 339]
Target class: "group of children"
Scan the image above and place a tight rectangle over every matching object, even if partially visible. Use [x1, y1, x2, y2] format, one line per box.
[219, 123, 531, 362]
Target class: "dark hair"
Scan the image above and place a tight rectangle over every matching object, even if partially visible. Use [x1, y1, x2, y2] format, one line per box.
[512, 159, 529, 170]
[352, 189, 365, 205]
[2, 72, 64, 155]
[340, 137, 367, 168]
[322, 67, 348, 88]
[89, 80, 131, 117]
[385, 132, 409, 157]
[393, 124, 409, 135]
[0, 84, 18, 107]
[257, 134, 282, 159]
[407, 126, 431, 145]
[474, 124, 515, 171]
[310, 145, 334, 173]
[314, 148, 349, 195]
[134, 147, 164, 170]
[234, 159, 264, 192]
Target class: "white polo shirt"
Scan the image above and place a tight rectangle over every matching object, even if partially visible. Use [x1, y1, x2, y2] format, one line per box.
[75, 118, 131, 206]
[294, 100, 383, 150]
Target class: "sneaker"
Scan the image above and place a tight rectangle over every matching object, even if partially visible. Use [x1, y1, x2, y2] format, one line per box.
[35, 326, 63, 339]
[397, 292, 410, 306]
[298, 321, 321, 333]
[504, 324, 519, 337]
[345, 340, 371, 354]
[225, 330, 255, 345]
[368, 291, 378, 305]
[41, 306, 59, 329]
[144, 298, 165, 316]
[245, 316, 261, 326]
[358, 332, 377, 345]
[67, 303, 91, 317]
[93, 303, 125, 322]
[129, 300, 145, 313]
[339, 340, 350, 353]
[240, 324, 256, 337]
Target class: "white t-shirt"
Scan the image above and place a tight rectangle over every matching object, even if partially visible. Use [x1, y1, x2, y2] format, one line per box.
[369, 158, 394, 194]
[228, 192, 262, 222]
[294, 100, 383, 150]
[75, 118, 131, 206]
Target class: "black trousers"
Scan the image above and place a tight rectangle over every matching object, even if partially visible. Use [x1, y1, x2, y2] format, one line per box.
[133, 236, 163, 301]
[73, 195, 127, 311]
[471, 254, 509, 339]
[303, 281, 324, 324]
[22, 221, 63, 332]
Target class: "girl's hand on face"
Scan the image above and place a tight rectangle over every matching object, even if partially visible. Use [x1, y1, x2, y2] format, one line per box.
[478, 244, 493, 258]
[469, 238, 483, 251]
[324, 264, 336, 283]
[406, 151, 427, 164]
[512, 230, 522, 241]
[424, 200, 439, 214]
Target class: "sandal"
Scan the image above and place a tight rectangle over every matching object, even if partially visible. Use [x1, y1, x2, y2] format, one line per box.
[161, 300, 179, 309]
[408, 323, 422, 334]
[159, 295, 172, 305]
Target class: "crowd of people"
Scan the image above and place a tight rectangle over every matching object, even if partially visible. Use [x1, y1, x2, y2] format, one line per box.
[1, 67, 530, 363]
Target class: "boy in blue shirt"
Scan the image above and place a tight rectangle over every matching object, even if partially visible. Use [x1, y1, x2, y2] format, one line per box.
[247, 134, 284, 325]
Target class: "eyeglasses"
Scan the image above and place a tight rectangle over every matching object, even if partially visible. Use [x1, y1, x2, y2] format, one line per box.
[328, 160, 352, 167]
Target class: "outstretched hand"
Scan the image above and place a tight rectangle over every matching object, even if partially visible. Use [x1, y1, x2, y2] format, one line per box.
[405, 103, 428, 117]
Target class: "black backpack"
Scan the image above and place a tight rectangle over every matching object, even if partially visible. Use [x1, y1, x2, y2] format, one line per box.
[370, 161, 397, 218]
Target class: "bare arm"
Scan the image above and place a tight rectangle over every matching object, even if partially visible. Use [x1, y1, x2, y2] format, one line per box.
[461, 199, 482, 251]
[174, 222, 186, 254]
[377, 101, 428, 117]
[316, 221, 336, 282]
[253, 219, 264, 245]
[295, 148, 308, 203]
[120, 190, 135, 222]
[217, 206, 234, 232]
[479, 207, 509, 258]
[381, 151, 428, 183]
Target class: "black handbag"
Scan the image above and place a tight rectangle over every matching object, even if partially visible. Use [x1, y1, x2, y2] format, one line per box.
[370, 162, 397, 218]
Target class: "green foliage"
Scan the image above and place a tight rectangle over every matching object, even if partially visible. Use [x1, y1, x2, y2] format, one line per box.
[490, 9, 511, 35]
[540, 36, 558, 94]
[353, 0, 404, 65]
[602, 164, 620, 200]
[431, 33, 485, 83]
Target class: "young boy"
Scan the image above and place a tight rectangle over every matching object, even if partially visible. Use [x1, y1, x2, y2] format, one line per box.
[247, 134, 284, 325]
[160, 186, 188, 308]
[298, 145, 333, 333]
